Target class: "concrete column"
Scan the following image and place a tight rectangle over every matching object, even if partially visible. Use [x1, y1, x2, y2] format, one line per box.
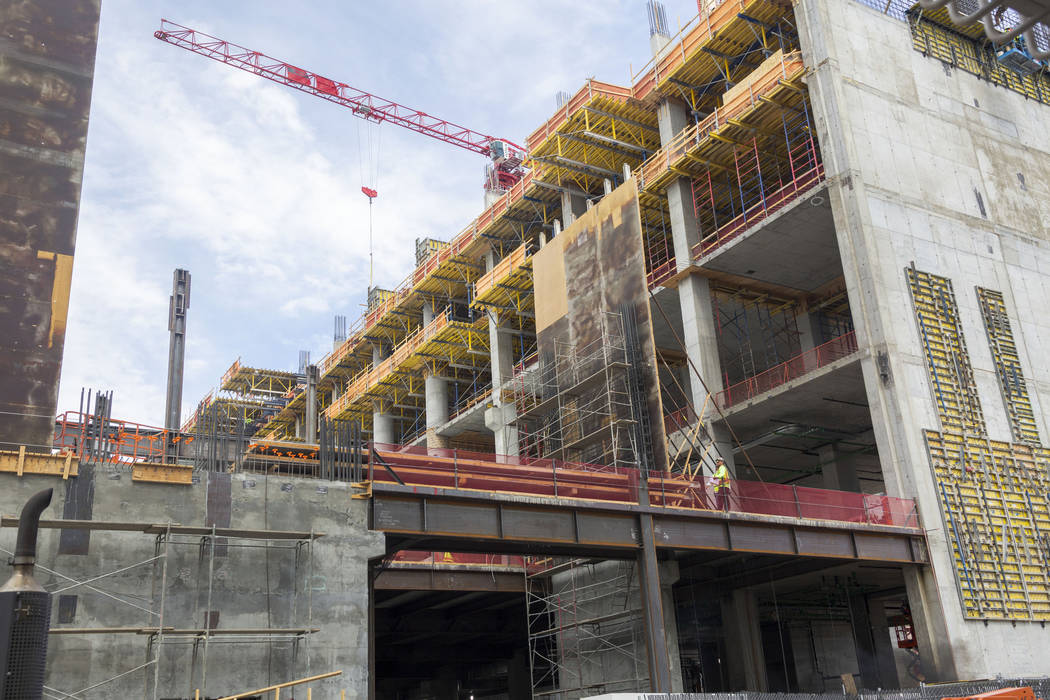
[797, 311, 825, 373]
[483, 251, 520, 456]
[304, 364, 318, 443]
[817, 442, 862, 492]
[862, 597, 902, 689]
[424, 369, 449, 449]
[903, 566, 958, 681]
[797, 310, 824, 353]
[656, 96, 734, 472]
[560, 190, 587, 227]
[421, 300, 450, 449]
[721, 589, 768, 690]
[679, 273, 735, 471]
[372, 343, 394, 446]
[372, 408, 394, 446]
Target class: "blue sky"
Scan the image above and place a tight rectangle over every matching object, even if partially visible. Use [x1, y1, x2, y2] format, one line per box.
[61, 0, 699, 426]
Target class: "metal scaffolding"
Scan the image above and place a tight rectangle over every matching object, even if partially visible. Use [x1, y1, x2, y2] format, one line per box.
[511, 312, 637, 469]
[527, 558, 649, 698]
[0, 518, 321, 700]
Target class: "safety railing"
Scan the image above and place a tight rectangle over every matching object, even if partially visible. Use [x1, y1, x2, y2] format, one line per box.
[526, 79, 638, 154]
[366, 444, 920, 530]
[637, 50, 805, 191]
[54, 411, 190, 465]
[692, 157, 824, 260]
[325, 309, 453, 419]
[716, 330, 859, 409]
[474, 242, 530, 302]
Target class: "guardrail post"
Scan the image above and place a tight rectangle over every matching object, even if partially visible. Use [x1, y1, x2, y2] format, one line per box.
[453, 450, 458, 489]
[793, 485, 802, 518]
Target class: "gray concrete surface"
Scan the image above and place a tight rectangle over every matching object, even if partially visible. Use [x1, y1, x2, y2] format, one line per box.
[797, 0, 1050, 677]
[0, 470, 384, 699]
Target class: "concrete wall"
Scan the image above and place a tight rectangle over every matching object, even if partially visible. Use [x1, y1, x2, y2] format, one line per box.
[0, 470, 384, 698]
[797, 0, 1050, 677]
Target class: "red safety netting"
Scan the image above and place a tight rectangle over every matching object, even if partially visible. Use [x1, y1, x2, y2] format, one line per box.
[369, 445, 920, 529]
[715, 331, 859, 409]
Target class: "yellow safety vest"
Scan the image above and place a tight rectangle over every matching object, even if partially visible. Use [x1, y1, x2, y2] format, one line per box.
[713, 464, 730, 492]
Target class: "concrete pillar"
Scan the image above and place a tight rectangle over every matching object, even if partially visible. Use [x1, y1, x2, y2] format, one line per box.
[860, 597, 902, 689]
[372, 343, 394, 446]
[656, 95, 734, 473]
[817, 443, 862, 492]
[903, 566, 958, 681]
[721, 589, 768, 690]
[483, 252, 520, 456]
[507, 648, 531, 700]
[797, 310, 824, 353]
[421, 300, 450, 449]
[372, 408, 394, 446]
[304, 364, 318, 443]
[560, 190, 587, 227]
[424, 370, 449, 449]
[679, 274, 735, 471]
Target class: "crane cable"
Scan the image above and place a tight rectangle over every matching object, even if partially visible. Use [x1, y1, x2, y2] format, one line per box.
[356, 116, 382, 288]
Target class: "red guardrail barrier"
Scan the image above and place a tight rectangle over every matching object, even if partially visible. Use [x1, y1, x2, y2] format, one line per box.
[369, 442, 919, 529]
[715, 331, 859, 409]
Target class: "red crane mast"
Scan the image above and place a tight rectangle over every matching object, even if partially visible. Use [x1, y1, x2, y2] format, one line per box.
[153, 20, 526, 193]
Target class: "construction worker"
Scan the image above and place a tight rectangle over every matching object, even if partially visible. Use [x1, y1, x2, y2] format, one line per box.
[713, 457, 731, 511]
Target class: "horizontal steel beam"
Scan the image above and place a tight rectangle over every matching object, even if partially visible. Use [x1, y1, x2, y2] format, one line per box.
[374, 567, 525, 593]
[370, 484, 927, 564]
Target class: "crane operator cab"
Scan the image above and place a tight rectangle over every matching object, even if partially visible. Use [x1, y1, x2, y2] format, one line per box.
[485, 139, 526, 194]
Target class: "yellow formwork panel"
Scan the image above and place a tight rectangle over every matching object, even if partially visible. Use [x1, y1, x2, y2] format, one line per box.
[638, 51, 808, 193]
[324, 312, 490, 422]
[977, 288, 1041, 444]
[472, 243, 535, 318]
[909, 17, 1050, 106]
[925, 430, 1050, 620]
[219, 358, 300, 397]
[907, 269, 986, 435]
[527, 82, 661, 194]
[910, 4, 985, 39]
[632, 0, 794, 102]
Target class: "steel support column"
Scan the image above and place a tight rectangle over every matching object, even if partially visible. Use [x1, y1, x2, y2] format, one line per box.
[637, 512, 673, 692]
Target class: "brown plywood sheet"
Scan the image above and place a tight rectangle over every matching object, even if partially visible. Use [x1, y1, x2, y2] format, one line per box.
[0, 0, 101, 448]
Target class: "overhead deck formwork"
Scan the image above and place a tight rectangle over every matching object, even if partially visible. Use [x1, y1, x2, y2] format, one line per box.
[526, 80, 661, 195]
[631, 0, 795, 106]
[324, 310, 491, 428]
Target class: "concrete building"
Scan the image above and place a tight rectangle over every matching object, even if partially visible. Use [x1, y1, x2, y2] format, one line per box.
[5, 0, 1050, 697]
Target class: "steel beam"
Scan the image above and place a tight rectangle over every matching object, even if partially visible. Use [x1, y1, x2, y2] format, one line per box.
[369, 484, 927, 564]
[638, 512, 673, 692]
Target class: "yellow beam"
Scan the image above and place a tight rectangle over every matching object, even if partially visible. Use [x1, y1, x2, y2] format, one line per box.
[0, 449, 79, 478]
[132, 463, 193, 485]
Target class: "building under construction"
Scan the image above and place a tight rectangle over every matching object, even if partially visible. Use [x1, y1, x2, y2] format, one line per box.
[3, 0, 1050, 697]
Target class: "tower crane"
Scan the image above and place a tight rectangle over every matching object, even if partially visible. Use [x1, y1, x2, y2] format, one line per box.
[153, 20, 527, 197]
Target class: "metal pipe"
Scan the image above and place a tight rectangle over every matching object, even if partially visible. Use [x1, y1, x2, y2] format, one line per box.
[13, 488, 53, 565]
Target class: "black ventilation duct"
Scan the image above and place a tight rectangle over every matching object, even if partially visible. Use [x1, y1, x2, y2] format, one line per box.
[0, 488, 53, 700]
